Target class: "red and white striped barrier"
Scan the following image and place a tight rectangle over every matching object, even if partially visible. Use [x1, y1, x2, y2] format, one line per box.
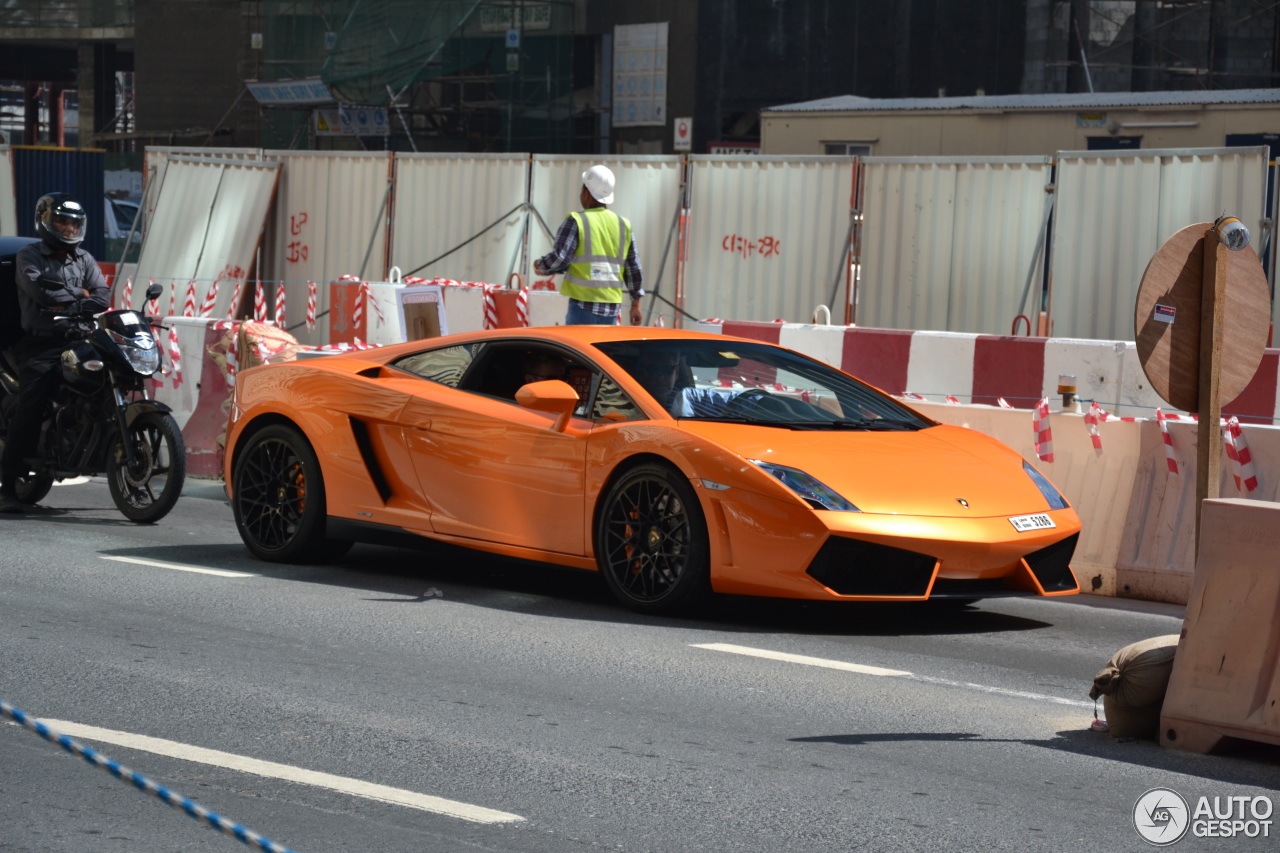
[182, 281, 197, 318]
[198, 278, 219, 318]
[306, 281, 317, 331]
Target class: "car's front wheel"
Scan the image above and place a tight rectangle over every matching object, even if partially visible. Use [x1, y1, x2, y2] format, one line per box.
[595, 462, 710, 614]
[232, 424, 351, 563]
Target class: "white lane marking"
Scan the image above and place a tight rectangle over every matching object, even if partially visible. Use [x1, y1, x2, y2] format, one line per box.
[99, 556, 253, 578]
[53, 476, 92, 486]
[692, 642, 1094, 709]
[692, 642, 912, 677]
[39, 719, 525, 825]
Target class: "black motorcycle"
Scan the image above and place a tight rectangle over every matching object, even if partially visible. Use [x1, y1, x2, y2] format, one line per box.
[0, 280, 186, 523]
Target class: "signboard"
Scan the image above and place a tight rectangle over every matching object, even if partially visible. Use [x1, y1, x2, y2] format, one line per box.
[674, 117, 692, 151]
[314, 106, 389, 137]
[247, 78, 334, 107]
[613, 22, 668, 128]
[707, 140, 760, 155]
[479, 4, 551, 31]
[398, 285, 448, 340]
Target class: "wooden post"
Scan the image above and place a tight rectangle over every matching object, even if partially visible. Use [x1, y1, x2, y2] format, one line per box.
[1195, 228, 1227, 551]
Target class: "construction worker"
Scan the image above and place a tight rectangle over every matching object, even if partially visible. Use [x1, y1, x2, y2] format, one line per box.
[534, 164, 644, 325]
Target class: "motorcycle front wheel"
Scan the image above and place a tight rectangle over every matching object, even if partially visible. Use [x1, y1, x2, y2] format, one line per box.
[107, 411, 186, 523]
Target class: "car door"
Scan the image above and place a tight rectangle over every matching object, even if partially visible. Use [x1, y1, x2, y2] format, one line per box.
[395, 342, 591, 556]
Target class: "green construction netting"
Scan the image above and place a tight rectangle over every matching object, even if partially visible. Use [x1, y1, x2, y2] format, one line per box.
[321, 0, 484, 105]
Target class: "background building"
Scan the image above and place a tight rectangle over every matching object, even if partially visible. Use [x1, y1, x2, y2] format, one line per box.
[1, 1, 1278, 156]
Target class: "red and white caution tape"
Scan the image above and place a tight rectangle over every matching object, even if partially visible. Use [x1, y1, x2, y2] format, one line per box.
[701, 317, 723, 325]
[227, 280, 243, 320]
[516, 287, 529, 327]
[483, 289, 498, 330]
[997, 397, 1013, 409]
[253, 281, 267, 322]
[306, 281, 317, 331]
[167, 281, 177, 318]
[274, 281, 287, 328]
[1223, 416, 1259, 492]
[1084, 401, 1104, 452]
[653, 314, 665, 328]
[1157, 408, 1179, 475]
[182, 281, 196, 317]
[198, 278, 219, 318]
[1033, 397, 1054, 462]
[122, 277, 133, 311]
[945, 395, 960, 405]
[901, 392, 926, 401]
[167, 327, 183, 389]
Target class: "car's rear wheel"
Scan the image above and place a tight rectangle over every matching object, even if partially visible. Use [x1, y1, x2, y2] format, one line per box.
[595, 462, 709, 614]
[232, 424, 352, 563]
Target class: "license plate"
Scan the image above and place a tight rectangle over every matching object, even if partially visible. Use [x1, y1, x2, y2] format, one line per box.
[1009, 513, 1055, 532]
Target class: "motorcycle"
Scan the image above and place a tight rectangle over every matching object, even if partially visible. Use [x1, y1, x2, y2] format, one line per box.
[0, 281, 186, 523]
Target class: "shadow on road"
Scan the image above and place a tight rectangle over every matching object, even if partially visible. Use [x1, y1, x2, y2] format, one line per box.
[96, 538, 1056, 637]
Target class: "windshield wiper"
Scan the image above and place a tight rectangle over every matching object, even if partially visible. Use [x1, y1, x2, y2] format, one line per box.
[825, 418, 922, 431]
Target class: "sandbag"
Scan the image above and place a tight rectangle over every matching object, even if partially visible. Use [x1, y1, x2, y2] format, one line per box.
[1102, 695, 1163, 739]
[1090, 634, 1180, 721]
[237, 321, 300, 368]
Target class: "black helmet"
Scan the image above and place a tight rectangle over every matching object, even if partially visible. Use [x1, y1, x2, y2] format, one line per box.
[34, 192, 87, 249]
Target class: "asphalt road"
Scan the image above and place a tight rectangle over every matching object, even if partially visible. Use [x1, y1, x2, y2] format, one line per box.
[1, 477, 1277, 853]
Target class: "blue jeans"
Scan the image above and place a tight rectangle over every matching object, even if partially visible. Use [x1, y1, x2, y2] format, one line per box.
[565, 300, 619, 326]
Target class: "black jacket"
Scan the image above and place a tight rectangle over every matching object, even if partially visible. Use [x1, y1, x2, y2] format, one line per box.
[15, 242, 110, 339]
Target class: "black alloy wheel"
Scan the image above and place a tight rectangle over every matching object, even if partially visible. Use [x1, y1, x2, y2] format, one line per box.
[595, 462, 710, 614]
[232, 424, 350, 563]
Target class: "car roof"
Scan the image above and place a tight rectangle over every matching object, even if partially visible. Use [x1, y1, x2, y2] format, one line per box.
[0, 236, 39, 258]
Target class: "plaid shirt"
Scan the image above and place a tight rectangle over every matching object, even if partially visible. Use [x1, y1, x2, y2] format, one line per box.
[536, 211, 644, 318]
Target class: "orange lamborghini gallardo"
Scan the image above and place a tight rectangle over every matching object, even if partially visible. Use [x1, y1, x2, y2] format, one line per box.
[224, 327, 1081, 614]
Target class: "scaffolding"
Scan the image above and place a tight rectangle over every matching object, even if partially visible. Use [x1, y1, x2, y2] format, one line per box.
[256, 0, 584, 152]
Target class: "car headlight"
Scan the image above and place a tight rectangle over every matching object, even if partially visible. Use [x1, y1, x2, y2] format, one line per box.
[1023, 460, 1069, 510]
[749, 460, 860, 512]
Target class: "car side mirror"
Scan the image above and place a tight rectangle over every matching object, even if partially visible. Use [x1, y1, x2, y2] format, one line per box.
[515, 379, 579, 432]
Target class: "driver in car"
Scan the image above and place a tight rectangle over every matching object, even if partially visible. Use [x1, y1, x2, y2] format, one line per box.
[632, 350, 751, 418]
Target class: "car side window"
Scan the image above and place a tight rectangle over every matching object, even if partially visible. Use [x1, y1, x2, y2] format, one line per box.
[591, 374, 644, 421]
[392, 344, 476, 388]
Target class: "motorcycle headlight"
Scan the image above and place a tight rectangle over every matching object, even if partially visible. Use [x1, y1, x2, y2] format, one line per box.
[749, 460, 860, 512]
[1023, 460, 1069, 510]
[110, 332, 161, 376]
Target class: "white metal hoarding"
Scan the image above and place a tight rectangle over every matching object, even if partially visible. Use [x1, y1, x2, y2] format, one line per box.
[683, 156, 854, 325]
[1049, 147, 1269, 341]
[131, 156, 281, 315]
[529, 155, 683, 324]
[390, 153, 529, 286]
[263, 150, 392, 345]
[142, 147, 266, 224]
[858, 156, 1054, 334]
[0, 146, 15, 234]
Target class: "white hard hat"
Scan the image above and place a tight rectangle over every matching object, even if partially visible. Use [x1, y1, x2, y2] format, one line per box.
[582, 164, 615, 205]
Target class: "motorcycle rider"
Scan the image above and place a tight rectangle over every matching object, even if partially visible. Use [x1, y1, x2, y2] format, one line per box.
[1, 193, 110, 513]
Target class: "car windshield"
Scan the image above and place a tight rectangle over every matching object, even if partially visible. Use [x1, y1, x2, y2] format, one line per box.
[595, 339, 933, 430]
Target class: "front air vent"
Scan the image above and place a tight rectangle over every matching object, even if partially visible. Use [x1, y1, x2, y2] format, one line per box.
[806, 537, 938, 597]
[1024, 533, 1079, 592]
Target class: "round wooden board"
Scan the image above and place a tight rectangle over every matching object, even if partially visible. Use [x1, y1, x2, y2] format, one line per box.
[1134, 222, 1271, 412]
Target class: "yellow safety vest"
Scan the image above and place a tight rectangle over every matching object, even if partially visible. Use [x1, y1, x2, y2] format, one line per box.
[560, 208, 632, 304]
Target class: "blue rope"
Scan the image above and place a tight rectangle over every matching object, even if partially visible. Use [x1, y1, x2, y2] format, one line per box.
[1, 698, 298, 853]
